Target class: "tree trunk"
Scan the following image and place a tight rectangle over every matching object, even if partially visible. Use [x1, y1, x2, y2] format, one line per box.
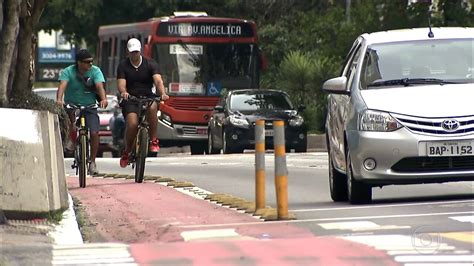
[0, 0, 21, 107]
[11, 0, 46, 100]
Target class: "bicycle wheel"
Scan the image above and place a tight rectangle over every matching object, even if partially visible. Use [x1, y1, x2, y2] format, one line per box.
[78, 133, 87, 188]
[134, 128, 148, 183]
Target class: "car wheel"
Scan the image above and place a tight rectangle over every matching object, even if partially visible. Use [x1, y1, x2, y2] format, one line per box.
[222, 132, 235, 154]
[207, 130, 220, 154]
[294, 145, 307, 153]
[328, 148, 348, 202]
[346, 151, 372, 204]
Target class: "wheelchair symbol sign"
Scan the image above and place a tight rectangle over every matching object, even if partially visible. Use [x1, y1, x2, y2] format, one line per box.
[207, 81, 222, 96]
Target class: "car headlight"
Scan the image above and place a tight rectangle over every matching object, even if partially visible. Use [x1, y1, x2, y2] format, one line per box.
[359, 110, 402, 132]
[289, 115, 304, 127]
[229, 116, 249, 128]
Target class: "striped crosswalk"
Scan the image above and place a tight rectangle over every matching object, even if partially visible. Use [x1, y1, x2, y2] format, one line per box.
[341, 233, 473, 266]
[52, 243, 136, 265]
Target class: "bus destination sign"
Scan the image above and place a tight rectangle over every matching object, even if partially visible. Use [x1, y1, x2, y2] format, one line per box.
[157, 22, 254, 38]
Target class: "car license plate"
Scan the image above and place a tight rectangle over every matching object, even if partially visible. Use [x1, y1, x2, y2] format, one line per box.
[197, 128, 208, 135]
[426, 140, 474, 157]
[265, 130, 274, 137]
[100, 136, 113, 144]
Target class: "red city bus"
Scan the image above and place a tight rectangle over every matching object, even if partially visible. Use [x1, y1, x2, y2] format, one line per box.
[97, 12, 265, 154]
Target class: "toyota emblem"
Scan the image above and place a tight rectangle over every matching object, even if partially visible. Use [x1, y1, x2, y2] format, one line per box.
[441, 119, 460, 132]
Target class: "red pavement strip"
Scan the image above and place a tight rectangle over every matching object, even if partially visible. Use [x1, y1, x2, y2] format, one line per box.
[67, 176, 399, 265]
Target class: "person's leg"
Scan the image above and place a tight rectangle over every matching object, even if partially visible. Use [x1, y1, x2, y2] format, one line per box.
[124, 113, 139, 153]
[90, 131, 99, 162]
[146, 101, 159, 140]
[86, 111, 100, 174]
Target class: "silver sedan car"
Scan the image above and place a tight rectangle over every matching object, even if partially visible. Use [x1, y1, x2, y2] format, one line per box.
[323, 27, 474, 204]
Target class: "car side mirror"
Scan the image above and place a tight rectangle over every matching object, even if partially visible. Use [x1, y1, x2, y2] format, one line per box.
[322, 77, 349, 95]
[214, 105, 224, 112]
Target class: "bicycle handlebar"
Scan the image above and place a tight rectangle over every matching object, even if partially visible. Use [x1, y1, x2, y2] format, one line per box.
[65, 103, 99, 110]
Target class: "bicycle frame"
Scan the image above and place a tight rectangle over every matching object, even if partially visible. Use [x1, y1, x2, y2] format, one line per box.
[125, 95, 160, 183]
[66, 103, 98, 188]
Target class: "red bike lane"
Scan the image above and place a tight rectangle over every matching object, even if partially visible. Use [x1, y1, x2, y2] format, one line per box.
[67, 176, 400, 265]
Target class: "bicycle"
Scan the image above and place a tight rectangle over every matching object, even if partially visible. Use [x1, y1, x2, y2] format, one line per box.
[65, 103, 98, 188]
[124, 94, 161, 183]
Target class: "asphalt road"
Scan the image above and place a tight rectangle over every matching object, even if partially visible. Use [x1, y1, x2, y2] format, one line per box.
[66, 152, 474, 264]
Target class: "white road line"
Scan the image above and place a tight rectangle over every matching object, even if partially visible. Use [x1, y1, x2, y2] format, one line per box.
[178, 211, 474, 229]
[449, 216, 474, 223]
[290, 199, 474, 213]
[318, 221, 410, 231]
[180, 228, 241, 241]
[341, 234, 473, 266]
[52, 243, 136, 265]
[395, 255, 474, 263]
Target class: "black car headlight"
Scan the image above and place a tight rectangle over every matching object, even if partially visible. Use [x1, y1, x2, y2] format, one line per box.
[289, 115, 304, 127]
[229, 115, 250, 128]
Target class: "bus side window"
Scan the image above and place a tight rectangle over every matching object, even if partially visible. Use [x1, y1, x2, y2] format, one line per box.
[119, 39, 127, 62]
[101, 40, 111, 77]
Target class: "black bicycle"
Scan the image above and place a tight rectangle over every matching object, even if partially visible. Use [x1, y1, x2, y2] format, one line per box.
[65, 103, 98, 188]
[125, 95, 161, 183]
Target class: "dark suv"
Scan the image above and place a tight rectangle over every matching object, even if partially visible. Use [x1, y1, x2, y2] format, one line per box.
[207, 89, 307, 154]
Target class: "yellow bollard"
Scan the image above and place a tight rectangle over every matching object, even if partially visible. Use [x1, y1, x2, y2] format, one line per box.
[255, 119, 266, 211]
[273, 120, 289, 219]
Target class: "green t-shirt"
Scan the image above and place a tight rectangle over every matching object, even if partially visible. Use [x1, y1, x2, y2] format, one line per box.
[58, 65, 105, 105]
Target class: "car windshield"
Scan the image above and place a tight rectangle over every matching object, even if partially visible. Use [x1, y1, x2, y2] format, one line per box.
[229, 92, 293, 111]
[361, 38, 473, 89]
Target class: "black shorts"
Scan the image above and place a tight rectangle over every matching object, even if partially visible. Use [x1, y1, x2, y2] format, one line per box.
[120, 94, 156, 117]
[66, 108, 100, 133]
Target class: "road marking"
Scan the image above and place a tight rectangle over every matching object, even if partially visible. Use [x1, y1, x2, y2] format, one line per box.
[52, 243, 136, 265]
[395, 255, 474, 263]
[290, 199, 474, 213]
[439, 232, 474, 244]
[180, 228, 247, 241]
[318, 221, 410, 231]
[178, 211, 474, 229]
[449, 216, 474, 223]
[341, 234, 473, 266]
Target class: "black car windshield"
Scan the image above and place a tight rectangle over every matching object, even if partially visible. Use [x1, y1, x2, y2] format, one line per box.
[230, 92, 293, 111]
[361, 38, 473, 89]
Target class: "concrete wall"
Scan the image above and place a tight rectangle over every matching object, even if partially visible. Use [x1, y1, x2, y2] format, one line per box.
[0, 108, 68, 217]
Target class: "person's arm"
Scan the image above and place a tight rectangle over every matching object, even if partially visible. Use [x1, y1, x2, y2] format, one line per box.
[152, 74, 168, 101]
[93, 67, 108, 108]
[117, 78, 129, 100]
[95, 82, 108, 108]
[57, 80, 68, 106]
[116, 61, 129, 99]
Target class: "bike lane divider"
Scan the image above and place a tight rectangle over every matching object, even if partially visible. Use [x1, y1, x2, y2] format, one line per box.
[66, 175, 399, 265]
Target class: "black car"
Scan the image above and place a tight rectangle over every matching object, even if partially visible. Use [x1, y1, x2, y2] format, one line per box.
[207, 89, 307, 154]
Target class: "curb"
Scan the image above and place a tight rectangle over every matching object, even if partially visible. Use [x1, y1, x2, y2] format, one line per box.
[48, 194, 83, 245]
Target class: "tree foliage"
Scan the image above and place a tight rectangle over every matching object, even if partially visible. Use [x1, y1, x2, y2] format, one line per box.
[2, 0, 472, 130]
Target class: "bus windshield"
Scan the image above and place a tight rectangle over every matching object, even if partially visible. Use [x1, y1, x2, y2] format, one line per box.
[152, 43, 259, 96]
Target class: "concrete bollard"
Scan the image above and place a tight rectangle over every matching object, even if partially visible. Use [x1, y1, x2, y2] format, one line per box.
[273, 120, 289, 219]
[254, 119, 266, 211]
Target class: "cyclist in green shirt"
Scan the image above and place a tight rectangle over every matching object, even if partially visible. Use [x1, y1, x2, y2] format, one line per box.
[56, 49, 108, 175]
